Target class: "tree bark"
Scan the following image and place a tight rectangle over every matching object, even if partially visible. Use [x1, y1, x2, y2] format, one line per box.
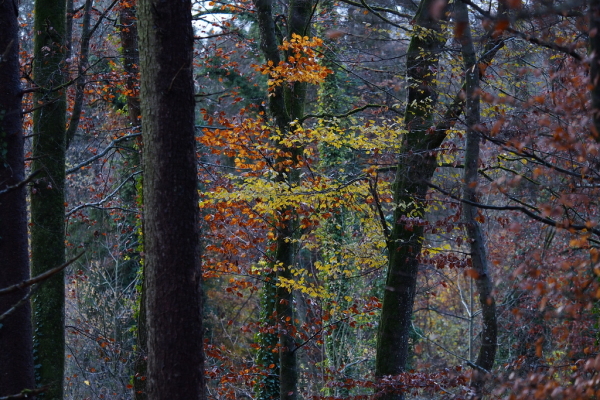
[138, 0, 205, 399]
[253, 2, 290, 396]
[456, 0, 498, 397]
[0, 0, 35, 396]
[375, 3, 448, 399]
[31, 0, 68, 396]
[256, 271, 279, 400]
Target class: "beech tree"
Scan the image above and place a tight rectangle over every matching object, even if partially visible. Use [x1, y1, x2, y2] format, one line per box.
[138, 0, 205, 399]
[253, 0, 314, 398]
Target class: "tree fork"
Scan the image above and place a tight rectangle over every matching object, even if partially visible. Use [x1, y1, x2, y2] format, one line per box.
[375, 1, 505, 398]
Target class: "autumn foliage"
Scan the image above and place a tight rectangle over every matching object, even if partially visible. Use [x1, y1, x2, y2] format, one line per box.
[5, 0, 600, 399]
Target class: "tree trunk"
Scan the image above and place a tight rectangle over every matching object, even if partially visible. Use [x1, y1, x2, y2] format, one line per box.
[256, 271, 279, 400]
[253, 1, 290, 396]
[138, 0, 205, 399]
[0, 0, 35, 395]
[375, 3, 448, 399]
[253, 0, 313, 398]
[31, 0, 67, 396]
[456, 0, 498, 397]
[120, 4, 141, 127]
[118, 5, 147, 399]
[65, 0, 92, 149]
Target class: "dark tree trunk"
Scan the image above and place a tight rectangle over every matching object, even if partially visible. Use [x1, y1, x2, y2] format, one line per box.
[120, 4, 141, 127]
[138, 0, 205, 399]
[31, 0, 67, 396]
[0, 0, 35, 396]
[375, 3, 448, 399]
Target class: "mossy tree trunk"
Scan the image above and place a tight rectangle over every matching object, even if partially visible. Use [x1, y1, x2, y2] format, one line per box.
[31, 0, 67, 396]
[138, 0, 205, 399]
[256, 270, 279, 400]
[253, 0, 313, 398]
[375, 4, 448, 398]
[253, 2, 289, 397]
[118, 5, 147, 399]
[0, 0, 35, 395]
[315, 5, 355, 395]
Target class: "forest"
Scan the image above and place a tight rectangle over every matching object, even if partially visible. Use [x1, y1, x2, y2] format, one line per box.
[1, 0, 600, 399]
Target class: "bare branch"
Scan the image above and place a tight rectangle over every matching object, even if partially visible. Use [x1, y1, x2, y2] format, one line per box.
[506, 27, 583, 61]
[336, 0, 412, 19]
[299, 104, 396, 123]
[0, 386, 50, 400]
[428, 182, 600, 237]
[0, 252, 85, 297]
[0, 170, 40, 196]
[66, 132, 141, 174]
[66, 171, 141, 216]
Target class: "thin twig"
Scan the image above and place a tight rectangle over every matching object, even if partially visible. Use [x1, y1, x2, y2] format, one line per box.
[66, 171, 141, 216]
[66, 132, 140, 174]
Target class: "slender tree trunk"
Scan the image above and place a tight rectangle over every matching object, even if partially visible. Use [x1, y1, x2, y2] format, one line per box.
[253, 0, 313, 398]
[65, 0, 93, 149]
[0, 1, 35, 395]
[120, 3, 141, 126]
[118, 5, 147, 399]
[316, 6, 354, 394]
[456, 0, 497, 397]
[138, 1, 205, 399]
[31, 0, 67, 396]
